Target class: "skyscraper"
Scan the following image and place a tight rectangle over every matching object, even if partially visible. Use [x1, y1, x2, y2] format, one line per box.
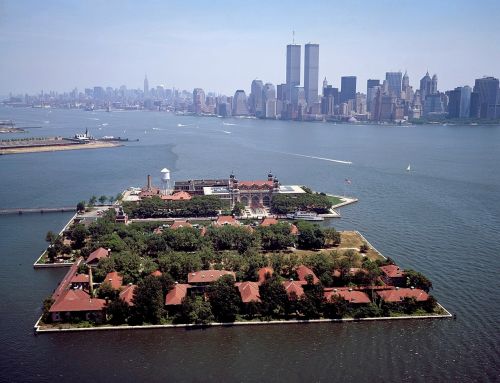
[420, 72, 432, 101]
[431, 74, 438, 95]
[386, 72, 402, 98]
[473, 76, 499, 118]
[286, 44, 301, 100]
[304, 43, 319, 105]
[250, 80, 264, 115]
[144, 74, 149, 98]
[402, 71, 410, 93]
[192, 88, 206, 114]
[340, 76, 356, 104]
[262, 83, 277, 118]
[232, 90, 249, 116]
[367, 79, 380, 114]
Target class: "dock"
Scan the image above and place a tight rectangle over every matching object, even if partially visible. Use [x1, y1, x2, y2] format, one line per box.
[0, 207, 76, 215]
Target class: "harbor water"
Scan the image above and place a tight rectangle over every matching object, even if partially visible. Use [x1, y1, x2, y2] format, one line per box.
[0, 107, 499, 382]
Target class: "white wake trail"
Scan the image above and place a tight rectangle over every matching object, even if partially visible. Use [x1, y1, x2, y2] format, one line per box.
[283, 152, 352, 164]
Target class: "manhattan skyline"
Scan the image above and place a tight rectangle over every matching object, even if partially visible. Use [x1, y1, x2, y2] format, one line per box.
[1, 0, 500, 96]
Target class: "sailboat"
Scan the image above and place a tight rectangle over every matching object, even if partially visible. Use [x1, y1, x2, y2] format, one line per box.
[406, 164, 411, 172]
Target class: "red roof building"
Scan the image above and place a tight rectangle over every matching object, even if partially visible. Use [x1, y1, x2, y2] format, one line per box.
[282, 280, 306, 299]
[380, 265, 404, 278]
[70, 273, 90, 290]
[257, 267, 274, 283]
[165, 283, 191, 305]
[324, 288, 371, 304]
[86, 247, 109, 265]
[119, 284, 137, 306]
[151, 270, 162, 277]
[187, 270, 236, 284]
[260, 217, 279, 226]
[170, 220, 193, 229]
[103, 271, 123, 290]
[238, 180, 274, 189]
[49, 289, 106, 322]
[296, 265, 320, 284]
[161, 191, 192, 201]
[214, 215, 239, 226]
[235, 281, 261, 303]
[290, 224, 299, 235]
[376, 288, 429, 303]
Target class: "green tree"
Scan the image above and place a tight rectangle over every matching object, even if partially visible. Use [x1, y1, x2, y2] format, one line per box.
[41, 296, 55, 323]
[97, 281, 118, 300]
[323, 295, 349, 319]
[69, 224, 89, 249]
[132, 275, 164, 324]
[296, 221, 325, 250]
[45, 231, 57, 244]
[89, 195, 97, 206]
[298, 281, 325, 319]
[77, 201, 86, 212]
[175, 296, 214, 325]
[99, 195, 108, 205]
[259, 277, 288, 319]
[106, 299, 130, 325]
[108, 195, 115, 205]
[405, 269, 433, 292]
[207, 275, 241, 322]
[323, 227, 341, 247]
[231, 202, 245, 216]
[359, 243, 369, 253]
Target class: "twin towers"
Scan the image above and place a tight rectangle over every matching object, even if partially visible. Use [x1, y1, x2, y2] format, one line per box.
[286, 43, 319, 106]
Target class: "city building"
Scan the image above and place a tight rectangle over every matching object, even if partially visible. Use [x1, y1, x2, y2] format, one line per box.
[249, 79, 264, 116]
[232, 90, 249, 116]
[286, 44, 301, 100]
[340, 76, 356, 104]
[473, 76, 499, 119]
[419, 71, 433, 102]
[192, 88, 206, 114]
[144, 74, 149, 98]
[304, 43, 320, 106]
[385, 72, 402, 98]
[447, 86, 471, 119]
[262, 82, 277, 119]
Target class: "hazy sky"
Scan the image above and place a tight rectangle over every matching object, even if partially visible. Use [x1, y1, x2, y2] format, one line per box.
[1, 0, 499, 96]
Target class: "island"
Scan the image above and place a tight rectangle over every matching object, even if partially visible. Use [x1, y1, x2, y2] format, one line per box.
[34, 171, 450, 332]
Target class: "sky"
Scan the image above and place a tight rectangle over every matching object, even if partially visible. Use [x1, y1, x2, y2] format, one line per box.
[1, 0, 499, 96]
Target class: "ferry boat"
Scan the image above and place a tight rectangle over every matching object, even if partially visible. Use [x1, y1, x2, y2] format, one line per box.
[286, 211, 324, 221]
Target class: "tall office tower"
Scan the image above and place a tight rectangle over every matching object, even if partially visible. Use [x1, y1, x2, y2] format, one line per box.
[322, 77, 328, 95]
[355, 93, 367, 114]
[447, 87, 471, 119]
[420, 72, 432, 102]
[469, 92, 481, 118]
[340, 76, 357, 104]
[286, 44, 301, 100]
[459, 86, 472, 118]
[402, 71, 410, 93]
[304, 43, 319, 105]
[192, 88, 206, 114]
[276, 84, 286, 101]
[431, 74, 438, 94]
[473, 76, 500, 118]
[321, 85, 338, 116]
[262, 83, 277, 118]
[367, 79, 380, 113]
[144, 74, 149, 98]
[385, 72, 402, 98]
[232, 90, 249, 116]
[250, 80, 264, 115]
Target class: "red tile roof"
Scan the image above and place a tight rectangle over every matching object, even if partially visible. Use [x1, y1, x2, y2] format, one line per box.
[71, 274, 89, 283]
[150, 270, 162, 277]
[165, 283, 191, 305]
[324, 288, 371, 304]
[260, 217, 279, 226]
[235, 281, 261, 303]
[49, 289, 106, 313]
[119, 284, 137, 306]
[161, 191, 192, 201]
[282, 280, 305, 299]
[380, 265, 404, 278]
[257, 267, 274, 283]
[376, 288, 429, 302]
[296, 265, 320, 284]
[104, 271, 123, 290]
[214, 215, 239, 226]
[86, 247, 109, 264]
[187, 270, 236, 284]
[290, 224, 299, 235]
[170, 220, 192, 229]
[52, 258, 83, 300]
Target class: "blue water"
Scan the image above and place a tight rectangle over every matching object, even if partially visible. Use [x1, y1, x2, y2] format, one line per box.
[0, 106, 499, 382]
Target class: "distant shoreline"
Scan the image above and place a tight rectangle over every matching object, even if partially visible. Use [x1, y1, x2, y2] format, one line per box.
[0, 141, 121, 155]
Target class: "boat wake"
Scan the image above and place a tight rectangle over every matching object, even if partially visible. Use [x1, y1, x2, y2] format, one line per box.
[222, 130, 232, 134]
[101, 123, 109, 126]
[223, 122, 236, 126]
[88, 117, 100, 121]
[283, 152, 352, 164]
[177, 123, 191, 127]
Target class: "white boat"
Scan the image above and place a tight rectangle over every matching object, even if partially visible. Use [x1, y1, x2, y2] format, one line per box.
[406, 164, 411, 172]
[286, 211, 324, 221]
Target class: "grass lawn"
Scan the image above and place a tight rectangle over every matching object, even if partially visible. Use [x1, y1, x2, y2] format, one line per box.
[326, 195, 344, 206]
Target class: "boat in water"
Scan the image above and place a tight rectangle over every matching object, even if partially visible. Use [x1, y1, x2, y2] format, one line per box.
[406, 164, 411, 172]
[286, 211, 324, 221]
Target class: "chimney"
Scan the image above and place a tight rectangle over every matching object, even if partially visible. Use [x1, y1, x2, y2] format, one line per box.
[88, 265, 95, 298]
[147, 174, 152, 191]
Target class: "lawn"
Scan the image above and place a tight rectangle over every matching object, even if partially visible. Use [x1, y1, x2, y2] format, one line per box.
[326, 195, 344, 206]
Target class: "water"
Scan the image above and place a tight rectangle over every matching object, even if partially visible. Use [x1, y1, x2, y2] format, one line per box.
[0, 106, 499, 382]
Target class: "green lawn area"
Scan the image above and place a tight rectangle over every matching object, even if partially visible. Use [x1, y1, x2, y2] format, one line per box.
[326, 195, 344, 206]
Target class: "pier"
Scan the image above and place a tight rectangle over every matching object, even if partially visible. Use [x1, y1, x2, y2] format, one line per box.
[0, 207, 76, 215]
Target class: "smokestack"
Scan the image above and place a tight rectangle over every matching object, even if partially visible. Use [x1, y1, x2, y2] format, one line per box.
[147, 174, 152, 191]
[88, 265, 94, 298]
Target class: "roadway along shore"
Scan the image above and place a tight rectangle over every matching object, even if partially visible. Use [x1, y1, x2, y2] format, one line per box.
[0, 141, 122, 155]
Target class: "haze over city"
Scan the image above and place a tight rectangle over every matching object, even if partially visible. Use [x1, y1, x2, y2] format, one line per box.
[1, 0, 499, 95]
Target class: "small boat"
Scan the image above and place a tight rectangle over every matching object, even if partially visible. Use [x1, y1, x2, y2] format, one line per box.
[406, 164, 411, 172]
[286, 211, 324, 221]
